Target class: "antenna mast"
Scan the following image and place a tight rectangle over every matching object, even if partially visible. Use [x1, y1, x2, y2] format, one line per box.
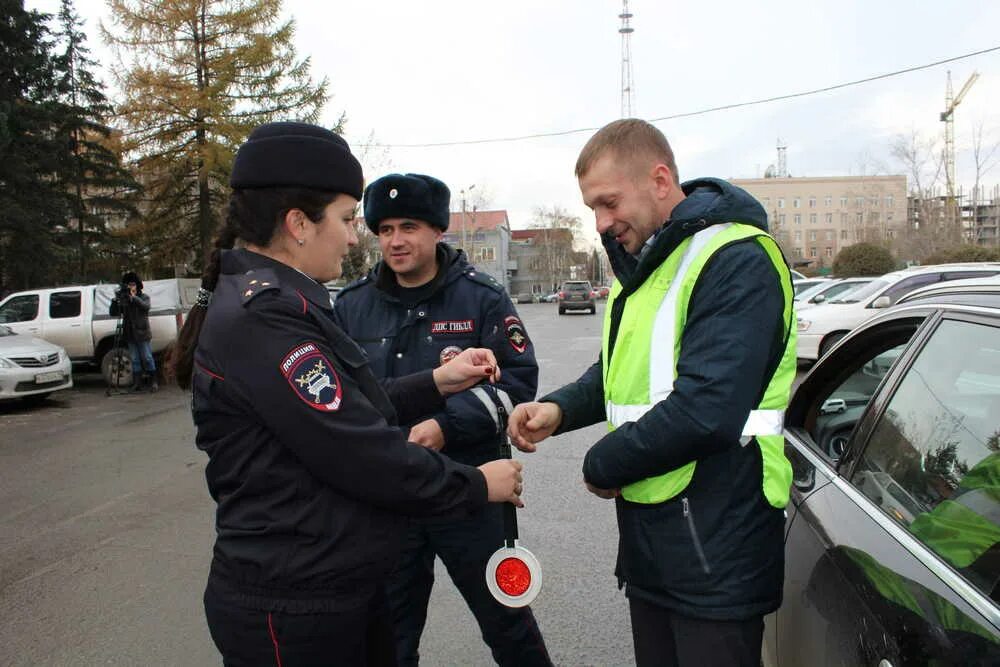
[619, 1, 635, 117]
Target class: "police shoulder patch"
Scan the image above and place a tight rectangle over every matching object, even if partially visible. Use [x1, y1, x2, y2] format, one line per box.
[240, 269, 281, 307]
[504, 315, 529, 354]
[280, 342, 343, 411]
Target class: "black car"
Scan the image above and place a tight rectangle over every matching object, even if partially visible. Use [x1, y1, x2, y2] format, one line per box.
[558, 280, 596, 315]
[766, 287, 1000, 666]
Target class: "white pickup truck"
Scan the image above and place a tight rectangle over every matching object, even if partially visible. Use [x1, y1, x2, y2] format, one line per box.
[0, 279, 199, 386]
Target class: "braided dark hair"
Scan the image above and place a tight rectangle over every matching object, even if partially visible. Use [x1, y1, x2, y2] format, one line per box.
[166, 187, 339, 388]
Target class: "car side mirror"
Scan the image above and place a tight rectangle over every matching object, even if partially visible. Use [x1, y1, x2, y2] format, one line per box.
[811, 294, 826, 304]
[870, 296, 892, 309]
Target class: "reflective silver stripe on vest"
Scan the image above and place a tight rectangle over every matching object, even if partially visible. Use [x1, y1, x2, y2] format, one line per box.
[470, 386, 514, 429]
[648, 224, 733, 398]
[607, 400, 784, 437]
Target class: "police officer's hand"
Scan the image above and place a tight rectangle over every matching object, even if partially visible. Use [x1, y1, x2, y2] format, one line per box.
[432, 347, 500, 396]
[408, 418, 445, 451]
[479, 459, 524, 508]
[507, 401, 562, 453]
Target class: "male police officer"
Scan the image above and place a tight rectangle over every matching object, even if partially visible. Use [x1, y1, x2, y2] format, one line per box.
[334, 174, 551, 666]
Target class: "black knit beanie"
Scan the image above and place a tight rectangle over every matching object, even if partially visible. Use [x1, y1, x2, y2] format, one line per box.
[363, 173, 451, 234]
[230, 122, 364, 200]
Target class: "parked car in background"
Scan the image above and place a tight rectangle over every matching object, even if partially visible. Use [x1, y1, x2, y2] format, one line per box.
[793, 277, 832, 297]
[558, 280, 596, 314]
[0, 279, 199, 387]
[794, 277, 874, 311]
[540, 292, 559, 303]
[765, 289, 1000, 666]
[511, 292, 540, 304]
[0, 325, 73, 403]
[790, 269, 807, 281]
[796, 264, 1000, 361]
[896, 275, 1000, 306]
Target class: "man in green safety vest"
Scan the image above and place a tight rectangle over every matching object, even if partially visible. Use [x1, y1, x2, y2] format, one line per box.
[508, 119, 797, 667]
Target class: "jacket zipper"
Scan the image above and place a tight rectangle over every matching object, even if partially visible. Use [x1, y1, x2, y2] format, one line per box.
[682, 497, 712, 575]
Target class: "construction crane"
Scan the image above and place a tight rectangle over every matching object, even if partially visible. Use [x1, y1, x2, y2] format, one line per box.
[619, 1, 635, 117]
[941, 70, 980, 206]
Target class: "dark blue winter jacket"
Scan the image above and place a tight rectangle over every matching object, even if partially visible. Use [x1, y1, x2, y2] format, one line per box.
[334, 244, 539, 466]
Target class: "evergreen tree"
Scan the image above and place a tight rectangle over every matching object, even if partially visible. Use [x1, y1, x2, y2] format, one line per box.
[0, 1, 68, 293]
[53, 0, 139, 283]
[103, 0, 330, 272]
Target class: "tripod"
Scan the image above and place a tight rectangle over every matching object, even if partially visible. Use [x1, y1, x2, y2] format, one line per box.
[104, 295, 132, 397]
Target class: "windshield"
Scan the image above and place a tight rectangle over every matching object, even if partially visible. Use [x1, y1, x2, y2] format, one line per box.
[819, 279, 873, 302]
[829, 278, 889, 303]
[794, 281, 834, 301]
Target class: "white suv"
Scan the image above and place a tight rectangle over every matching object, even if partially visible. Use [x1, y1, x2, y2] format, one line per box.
[796, 263, 1000, 361]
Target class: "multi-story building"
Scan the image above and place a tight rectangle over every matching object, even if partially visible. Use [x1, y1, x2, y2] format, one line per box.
[442, 210, 511, 290]
[507, 228, 577, 298]
[730, 175, 908, 269]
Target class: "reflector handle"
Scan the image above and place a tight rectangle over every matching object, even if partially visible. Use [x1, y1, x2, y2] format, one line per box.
[494, 399, 519, 549]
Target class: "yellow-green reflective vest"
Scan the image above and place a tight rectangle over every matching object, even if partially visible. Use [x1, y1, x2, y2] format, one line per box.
[602, 223, 797, 507]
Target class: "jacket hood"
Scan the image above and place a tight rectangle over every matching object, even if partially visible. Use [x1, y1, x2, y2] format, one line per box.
[603, 177, 768, 289]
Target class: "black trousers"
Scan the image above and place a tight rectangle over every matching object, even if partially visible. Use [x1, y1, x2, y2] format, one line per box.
[204, 583, 397, 667]
[629, 596, 764, 667]
[386, 504, 551, 667]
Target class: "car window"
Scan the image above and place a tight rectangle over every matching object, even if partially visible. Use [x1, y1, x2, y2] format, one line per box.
[830, 278, 889, 303]
[49, 291, 82, 319]
[819, 279, 872, 302]
[851, 318, 1000, 602]
[0, 295, 40, 323]
[808, 341, 909, 461]
[880, 274, 942, 305]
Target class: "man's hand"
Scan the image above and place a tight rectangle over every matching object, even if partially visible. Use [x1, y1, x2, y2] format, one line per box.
[431, 347, 500, 396]
[408, 418, 445, 451]
[507, 401, 562, 453]
[585, 481, 620, 500]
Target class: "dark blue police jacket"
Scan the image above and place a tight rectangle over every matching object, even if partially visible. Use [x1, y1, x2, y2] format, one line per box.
[334, 244, 539, 466]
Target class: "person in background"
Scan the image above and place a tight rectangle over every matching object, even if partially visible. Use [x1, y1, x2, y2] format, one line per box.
[110, 270, 157, 392]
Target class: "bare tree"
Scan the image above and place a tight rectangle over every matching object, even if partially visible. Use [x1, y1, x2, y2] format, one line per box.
[971, 120, 1000, 247]
[890, 131, 956, 261]
[529, 205, 581, 291]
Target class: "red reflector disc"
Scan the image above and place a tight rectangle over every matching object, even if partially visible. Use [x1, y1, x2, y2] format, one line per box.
[495, 557, 531, 596]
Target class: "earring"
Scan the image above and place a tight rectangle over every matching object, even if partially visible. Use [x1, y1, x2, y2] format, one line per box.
[297, 239, 304, 246]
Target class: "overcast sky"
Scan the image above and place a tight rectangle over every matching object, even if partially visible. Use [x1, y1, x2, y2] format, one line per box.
[25, 0, 1000, 247]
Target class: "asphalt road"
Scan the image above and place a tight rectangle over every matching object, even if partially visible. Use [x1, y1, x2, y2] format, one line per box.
[0, 302, 632, 666]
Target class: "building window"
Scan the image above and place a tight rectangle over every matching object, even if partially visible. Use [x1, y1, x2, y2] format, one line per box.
[794, 214, 801, 225]
[809, 247, 817, 258]
[478, 247, 495, 262]
[794, 247, 803, 257]
[886, 229, 895, 239]
[824, 213, 831, 224]
[809, 197, 816, 208]
[855, 229, 863, 240]
[825, 196, 832, 207]
[885, 195, 894, 208]
[825, 230, 834, 240]
[778, 198, 785, 209]
[856, 212, 863, 225]
[870, 196, 880, 207]
[794, 230, 802, 241]
[886, 212, 894, 223]
[779, 214, 786, 225]
[840, 196, 848, 207]
[825, 247, 833, 257]
[808, 230, 817, 241]
[840, 229, 848, 240]
[793, 198, 801, 208]
[809, 213, 817, 224]
[840, 212, 848, 224]
[855, 196, 864, 207]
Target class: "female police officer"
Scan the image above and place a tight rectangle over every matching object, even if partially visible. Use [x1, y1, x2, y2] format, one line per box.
[167, 122, 524, 666]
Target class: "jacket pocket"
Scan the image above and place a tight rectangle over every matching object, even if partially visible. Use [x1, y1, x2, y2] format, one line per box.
[682, 497, 712, 575]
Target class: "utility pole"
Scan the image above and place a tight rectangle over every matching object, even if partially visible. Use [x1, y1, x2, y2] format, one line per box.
[619, 1, 635, 117]
[460, 184, 475, 254]
[941, 70, 979, 235]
